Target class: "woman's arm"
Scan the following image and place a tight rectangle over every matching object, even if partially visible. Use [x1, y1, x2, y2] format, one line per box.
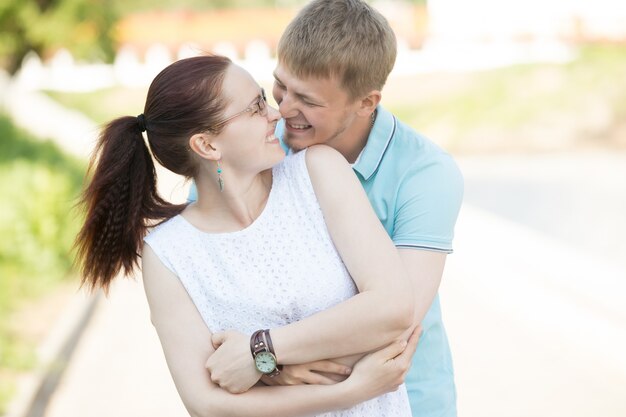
[270, 145, 415, 361]
[142, 244, 415, 417]
[207, 145, 415, 392]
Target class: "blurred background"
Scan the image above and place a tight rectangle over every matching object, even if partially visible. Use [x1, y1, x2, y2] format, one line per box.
[0, 0, 624, 416]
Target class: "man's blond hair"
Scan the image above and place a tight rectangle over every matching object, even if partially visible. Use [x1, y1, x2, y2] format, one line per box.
[277, 0, 397, 99]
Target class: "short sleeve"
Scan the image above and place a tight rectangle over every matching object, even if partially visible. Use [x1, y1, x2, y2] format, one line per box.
[276, 119, 289, 154]
[187, 182, 198, 203]
[392, 154, 464, 253]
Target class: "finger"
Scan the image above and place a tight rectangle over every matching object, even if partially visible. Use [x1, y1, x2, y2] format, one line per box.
[308, 360, 351, 376]
[260, 376, 276, 386]
[403, 326, 421, 356]
[303, 371, 342, 385]
[211, 332, 225, 349]
[318, 371, 349, 383]
[371, 340, 407, 362]
[393, 326, 421, 364]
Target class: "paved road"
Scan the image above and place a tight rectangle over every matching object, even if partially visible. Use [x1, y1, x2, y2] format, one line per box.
[38, 151, 626, 417]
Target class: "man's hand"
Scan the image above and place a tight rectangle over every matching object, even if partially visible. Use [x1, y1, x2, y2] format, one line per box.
[344, 325, 421, 399]
[205, 330, 261, 394]
[261, 360, 352, 386]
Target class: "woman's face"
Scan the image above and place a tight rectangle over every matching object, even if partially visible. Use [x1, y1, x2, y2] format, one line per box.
[214, 64, 284, 176]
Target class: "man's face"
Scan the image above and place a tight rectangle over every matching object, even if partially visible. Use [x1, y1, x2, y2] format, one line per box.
[272, 63, 360, 152]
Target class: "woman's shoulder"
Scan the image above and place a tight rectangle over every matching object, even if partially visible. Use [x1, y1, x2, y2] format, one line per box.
[144, 214, 184, 246]
[305, 145, 352, 178]
[277, 146, 348, 179]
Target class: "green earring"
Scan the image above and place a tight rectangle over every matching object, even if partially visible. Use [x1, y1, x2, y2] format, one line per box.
[217, 161, 224, 192]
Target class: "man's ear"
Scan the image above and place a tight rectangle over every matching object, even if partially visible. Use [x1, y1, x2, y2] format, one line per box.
[357, 90, 382, 117]
[189, 133, 221, 161]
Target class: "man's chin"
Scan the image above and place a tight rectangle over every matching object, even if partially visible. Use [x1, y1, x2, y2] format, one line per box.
[284, 135, 308, 152]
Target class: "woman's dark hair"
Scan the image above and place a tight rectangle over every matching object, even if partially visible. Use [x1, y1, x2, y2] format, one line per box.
[75, 55, 232, 291]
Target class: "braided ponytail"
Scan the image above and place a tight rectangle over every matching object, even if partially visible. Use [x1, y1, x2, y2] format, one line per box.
[75, 55, 232, 291]
[75, 116, 185, 291]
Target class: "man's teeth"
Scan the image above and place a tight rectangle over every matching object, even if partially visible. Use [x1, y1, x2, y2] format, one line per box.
[289, 123, 310, 129]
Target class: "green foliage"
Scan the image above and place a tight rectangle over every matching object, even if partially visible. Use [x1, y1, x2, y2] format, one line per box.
[0, 113, 85, 408]
[0, 0, 117, 74]
[110, 0, 306, 13]
[0, 381, 16, 416]
[0, 113, 84, 309]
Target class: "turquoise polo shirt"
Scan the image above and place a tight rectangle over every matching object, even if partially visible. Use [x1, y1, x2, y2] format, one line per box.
[351, 106, 463, 417]
[277, 106, 463, 417]
[187, 106, 463, 417]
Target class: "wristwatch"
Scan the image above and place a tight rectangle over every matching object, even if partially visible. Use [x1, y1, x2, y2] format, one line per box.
[250, 329, 281, 377]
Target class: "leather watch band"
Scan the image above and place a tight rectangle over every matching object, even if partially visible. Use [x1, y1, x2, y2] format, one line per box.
[250, 329, 281, 377]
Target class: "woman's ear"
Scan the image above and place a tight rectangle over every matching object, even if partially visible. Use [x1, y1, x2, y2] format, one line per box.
[189, 133, 221, 161]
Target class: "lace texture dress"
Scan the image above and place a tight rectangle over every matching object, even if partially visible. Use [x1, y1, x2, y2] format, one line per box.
[144, 149, 411, 416]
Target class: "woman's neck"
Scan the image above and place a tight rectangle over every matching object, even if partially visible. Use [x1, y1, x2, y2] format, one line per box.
[186, 169, 272, 233]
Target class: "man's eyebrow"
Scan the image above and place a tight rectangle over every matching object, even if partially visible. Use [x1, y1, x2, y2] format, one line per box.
[273, 73, 321, 104]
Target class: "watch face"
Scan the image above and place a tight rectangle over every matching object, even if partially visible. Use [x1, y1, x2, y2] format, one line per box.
[255, 351, 277, 374]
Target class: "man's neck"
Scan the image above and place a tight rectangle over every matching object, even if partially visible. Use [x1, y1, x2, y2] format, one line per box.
[334, 117, 373, 164]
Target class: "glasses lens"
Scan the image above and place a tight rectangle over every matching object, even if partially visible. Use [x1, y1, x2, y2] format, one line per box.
[258, 89, 267, 116]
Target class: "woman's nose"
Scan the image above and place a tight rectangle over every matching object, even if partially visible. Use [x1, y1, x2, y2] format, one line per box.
[267, 105, 281, 122]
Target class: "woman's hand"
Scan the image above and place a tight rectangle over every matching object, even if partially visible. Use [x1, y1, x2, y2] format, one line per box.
[261, 360, 352, 386]
[344, 325, 421, 400]
[205, 330, 261, 394]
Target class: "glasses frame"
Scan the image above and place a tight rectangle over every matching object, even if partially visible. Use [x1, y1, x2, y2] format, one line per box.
[209, 89, 268, 131]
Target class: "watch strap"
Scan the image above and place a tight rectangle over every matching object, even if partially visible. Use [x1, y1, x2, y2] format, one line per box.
[250, 329, 281, 377]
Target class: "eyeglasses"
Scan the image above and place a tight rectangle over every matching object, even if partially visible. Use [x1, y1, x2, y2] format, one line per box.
[210, 89, 268, 130]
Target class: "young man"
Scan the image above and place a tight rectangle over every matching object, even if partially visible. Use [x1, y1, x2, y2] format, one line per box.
[272, 1, 463, 416]
[189, 1, 463, 415]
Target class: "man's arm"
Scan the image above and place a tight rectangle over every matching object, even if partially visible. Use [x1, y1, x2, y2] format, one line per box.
[397, 151, 463, 325]
[398, 249, 447, 329]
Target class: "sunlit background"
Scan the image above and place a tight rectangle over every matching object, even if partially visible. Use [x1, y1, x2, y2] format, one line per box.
[1, 1, 625, 416]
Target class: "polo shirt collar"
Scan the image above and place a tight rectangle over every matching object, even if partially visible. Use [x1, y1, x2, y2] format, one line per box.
[353, 105, 396, 181]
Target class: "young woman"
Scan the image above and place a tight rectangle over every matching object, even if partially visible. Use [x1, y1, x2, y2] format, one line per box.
[75, 55, 418, 417]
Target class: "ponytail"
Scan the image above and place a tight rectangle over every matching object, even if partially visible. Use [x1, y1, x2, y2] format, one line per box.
[75, 55, 232, 291]
[74, 116, 185, 292]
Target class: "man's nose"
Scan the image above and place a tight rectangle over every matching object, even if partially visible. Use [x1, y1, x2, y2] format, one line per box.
[278, 93, 298, 119]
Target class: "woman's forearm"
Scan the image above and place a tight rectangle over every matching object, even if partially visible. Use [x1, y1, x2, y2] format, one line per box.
[191, 381, 357, 417]
[197, 332, 419, 417]
[271, 288, 412, 364]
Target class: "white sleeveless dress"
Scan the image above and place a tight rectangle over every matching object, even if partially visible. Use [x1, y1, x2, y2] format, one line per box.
[144, 149, 411, 416]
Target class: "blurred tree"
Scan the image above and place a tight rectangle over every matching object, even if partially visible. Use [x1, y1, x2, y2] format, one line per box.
[0, 0, 117, 75]
[110, 0, 306, 12]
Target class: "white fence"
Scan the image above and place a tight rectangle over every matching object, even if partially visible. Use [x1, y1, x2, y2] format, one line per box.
[15, 37, 576, 93]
